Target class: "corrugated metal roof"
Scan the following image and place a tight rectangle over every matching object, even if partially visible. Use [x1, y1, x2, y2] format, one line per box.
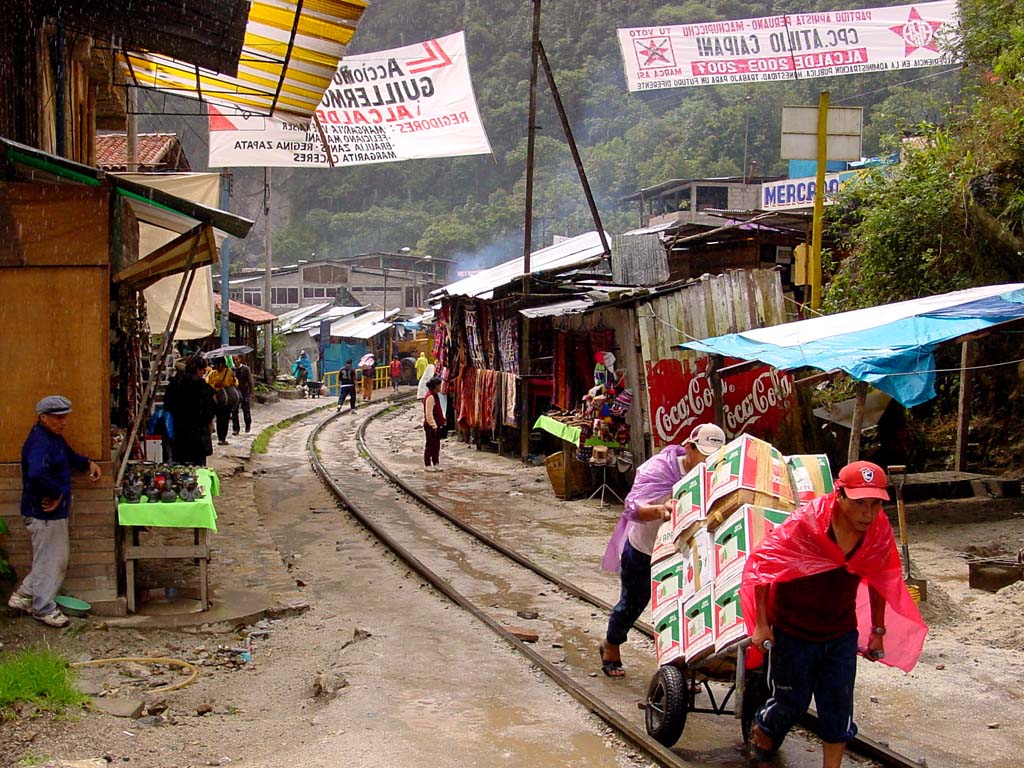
[277, 302, 333, 333]
[213, 294, 277, 323]
[329, 308, 399, 339]
[434, 231, 610, 300]
[119, 0, 368, 124]
[297, 304, 364, 333]
[519, 298, 594, 318]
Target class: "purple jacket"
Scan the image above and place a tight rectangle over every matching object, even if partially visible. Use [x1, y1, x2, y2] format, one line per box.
[601, 444, 686, 572]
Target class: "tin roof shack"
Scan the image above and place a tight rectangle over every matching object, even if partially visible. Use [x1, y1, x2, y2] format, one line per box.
[211, 295, 277, 365]
[431, 232, 611, 455]
[0, 141, 252, 615]
[624, 177, 780, 230]
[533, 269, 807, 471]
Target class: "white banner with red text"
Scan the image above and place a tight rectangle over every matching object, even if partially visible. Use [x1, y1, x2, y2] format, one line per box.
[208, 31, 492, 168]
[645, 357, 795, 448]
[617, 0, 959, 92]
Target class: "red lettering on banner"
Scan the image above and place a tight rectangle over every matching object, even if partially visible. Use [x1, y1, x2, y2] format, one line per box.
[645, 358, 794, 447]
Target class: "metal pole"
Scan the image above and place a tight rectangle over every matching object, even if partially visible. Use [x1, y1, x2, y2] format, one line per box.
[219, 170, 231, 346]
[383, 267, 388, 320]
[537, 41, 608, 255]
[848, 380, 868, 462]
[263, 167, 273, 381]
[520, 0, 542, 461]
[810, 90, 829, 310]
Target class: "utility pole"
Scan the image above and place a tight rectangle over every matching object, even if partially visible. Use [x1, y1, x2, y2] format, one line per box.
[263, 168, 273, 381]
[519, 0, 541, 461]
[219, 170, 232, 346]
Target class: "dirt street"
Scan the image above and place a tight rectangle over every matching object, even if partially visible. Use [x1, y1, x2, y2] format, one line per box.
[2, 398, 1024, 768]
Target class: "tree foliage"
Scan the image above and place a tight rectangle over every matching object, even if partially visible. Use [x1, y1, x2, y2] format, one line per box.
[269, 0, 964, 270]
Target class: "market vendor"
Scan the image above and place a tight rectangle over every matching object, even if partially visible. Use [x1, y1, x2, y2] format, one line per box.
[742, 461, 928, 768]
[598, 423, 726, 677]
[165, 354, 215, 465]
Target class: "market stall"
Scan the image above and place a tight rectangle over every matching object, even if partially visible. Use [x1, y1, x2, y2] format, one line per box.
[117, 466, 220, 612]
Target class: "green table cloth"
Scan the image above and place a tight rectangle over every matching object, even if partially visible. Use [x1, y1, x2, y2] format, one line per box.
[533, 414, 582, 445]
[117, 469, 220, 532]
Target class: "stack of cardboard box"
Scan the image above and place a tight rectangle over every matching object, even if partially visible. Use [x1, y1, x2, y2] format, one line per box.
[650, 435, 833, 667]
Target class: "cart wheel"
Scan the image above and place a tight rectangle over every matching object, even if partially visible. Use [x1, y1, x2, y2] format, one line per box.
[645, 665, 688, 747]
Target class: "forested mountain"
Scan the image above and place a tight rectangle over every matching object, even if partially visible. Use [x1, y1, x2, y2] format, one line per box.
[258, 0, 966, 270]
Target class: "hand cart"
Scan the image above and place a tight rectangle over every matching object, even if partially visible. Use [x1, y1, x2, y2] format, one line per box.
[641, 639, 769, 748]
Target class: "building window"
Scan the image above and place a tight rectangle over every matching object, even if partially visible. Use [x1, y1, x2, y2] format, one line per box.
[303, 287, 314, 298]
[229, 290, 241, 301]
[405, 287, 415, 306]
[242, 289, 262, 306]
[326, 287, 337, 297]
[271, 287, 299, 305]
[696, 186, 728, 211]
[314, 287, 326, 298]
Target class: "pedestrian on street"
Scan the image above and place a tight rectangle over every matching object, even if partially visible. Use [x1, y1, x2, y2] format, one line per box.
[389, 354, 402, 393]
[360, 358, 375, 402]
[422, 376, 446, 471]
[292, 350, 312, 387]
[743, 460, 928, 768]
[414, 351, 428, 382]
[164, 354, 215, 465]
[336, 359, 357, 412]
[232, 358, 254, 435]
[205, 356, 238, 445]
[8, 396, 101, 627]
[599, 423, 726, 677]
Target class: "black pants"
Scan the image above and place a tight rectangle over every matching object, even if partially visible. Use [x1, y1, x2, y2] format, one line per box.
[215, 407, 231, 442]
[232, 396, 251, 433]
[337, 384, 356, 410]
[424, 424, 442, 466]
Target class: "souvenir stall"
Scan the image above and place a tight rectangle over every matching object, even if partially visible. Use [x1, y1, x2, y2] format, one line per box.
[433, 298, 523, 451]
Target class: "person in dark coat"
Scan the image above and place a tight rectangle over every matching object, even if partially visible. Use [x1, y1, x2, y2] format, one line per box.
[164, 354, 215, 465]
[232, 358, 254, 435]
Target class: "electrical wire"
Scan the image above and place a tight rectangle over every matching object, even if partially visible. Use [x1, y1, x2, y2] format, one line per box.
[832, 66, 962, 104]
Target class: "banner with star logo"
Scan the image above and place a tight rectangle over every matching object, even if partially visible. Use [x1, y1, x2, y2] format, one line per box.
[208, 31, 492, 167]
[617, 0, 958, 92]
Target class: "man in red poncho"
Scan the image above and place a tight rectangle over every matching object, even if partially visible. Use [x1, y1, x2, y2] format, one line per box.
[742, 461, 927, 768]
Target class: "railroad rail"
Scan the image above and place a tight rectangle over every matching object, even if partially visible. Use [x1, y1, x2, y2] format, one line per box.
[305, 399, 924, 768]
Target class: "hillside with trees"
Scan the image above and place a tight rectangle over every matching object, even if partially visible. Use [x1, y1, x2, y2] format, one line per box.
[266, 0, 968, 271]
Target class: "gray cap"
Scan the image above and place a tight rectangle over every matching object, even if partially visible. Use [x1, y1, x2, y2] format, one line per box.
[36, 395, 73, 415]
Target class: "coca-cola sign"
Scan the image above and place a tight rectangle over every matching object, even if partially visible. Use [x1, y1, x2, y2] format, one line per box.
[646, 357, 794, 447]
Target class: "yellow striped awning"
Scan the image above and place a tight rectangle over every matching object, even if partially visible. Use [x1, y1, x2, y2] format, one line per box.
[118, 0, 368, 125]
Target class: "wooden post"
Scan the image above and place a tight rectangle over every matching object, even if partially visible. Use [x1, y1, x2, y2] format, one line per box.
[519, 0, 542, 461]
[708, 355, 725, 428]
[262, 167, 273, 381]
[847, 380, 868, 462]
[955, 340, 975, 471]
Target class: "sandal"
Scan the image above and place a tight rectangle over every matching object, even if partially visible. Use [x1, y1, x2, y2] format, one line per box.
[599, 642, 625, 678]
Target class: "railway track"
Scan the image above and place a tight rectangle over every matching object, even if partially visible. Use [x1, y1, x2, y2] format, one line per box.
[306, 398, 924, 768]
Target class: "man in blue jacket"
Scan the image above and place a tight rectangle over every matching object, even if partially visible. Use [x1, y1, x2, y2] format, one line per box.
[8, 396, 101, 627]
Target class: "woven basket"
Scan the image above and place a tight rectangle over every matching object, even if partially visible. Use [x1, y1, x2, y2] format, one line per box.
[545, 452, 566, 499]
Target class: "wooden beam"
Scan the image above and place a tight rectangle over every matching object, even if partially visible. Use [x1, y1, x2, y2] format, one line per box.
[794, 368, 843, 387]
[955, 340, 975, 471]
[847, 380, 868, 462]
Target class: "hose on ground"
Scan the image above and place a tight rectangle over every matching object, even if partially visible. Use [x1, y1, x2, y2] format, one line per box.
[70, 656, 199, 694]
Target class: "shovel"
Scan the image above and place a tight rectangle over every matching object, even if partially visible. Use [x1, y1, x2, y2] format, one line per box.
[888, 465, 927, 602]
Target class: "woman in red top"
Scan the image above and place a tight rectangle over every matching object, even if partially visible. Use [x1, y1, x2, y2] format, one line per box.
[422, 377, 446, 471]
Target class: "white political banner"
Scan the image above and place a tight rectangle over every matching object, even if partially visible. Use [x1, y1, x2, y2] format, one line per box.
[208, 31, 492, 167]
[617, 0, 959, 92]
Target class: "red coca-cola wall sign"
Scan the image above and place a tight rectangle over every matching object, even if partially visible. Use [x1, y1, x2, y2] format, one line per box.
[646, 357, 794, 447]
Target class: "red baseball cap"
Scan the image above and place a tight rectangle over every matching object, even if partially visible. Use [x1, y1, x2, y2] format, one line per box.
[835, 460, 889, 500]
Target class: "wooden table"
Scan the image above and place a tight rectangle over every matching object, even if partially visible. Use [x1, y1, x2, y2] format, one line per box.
[117, 469, 219, 613]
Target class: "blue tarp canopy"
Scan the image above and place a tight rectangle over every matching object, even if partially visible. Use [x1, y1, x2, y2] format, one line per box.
[677, 284, 1024, 407]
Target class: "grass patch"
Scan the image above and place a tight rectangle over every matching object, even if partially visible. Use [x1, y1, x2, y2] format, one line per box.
[251, 404, 335, 455]
[0, 647, 88, 720]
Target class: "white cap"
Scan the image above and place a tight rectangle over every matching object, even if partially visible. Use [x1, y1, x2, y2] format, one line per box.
[687, 423, 726, 455]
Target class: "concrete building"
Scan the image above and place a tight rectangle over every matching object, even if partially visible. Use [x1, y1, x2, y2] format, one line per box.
[623, 176, 781, 229]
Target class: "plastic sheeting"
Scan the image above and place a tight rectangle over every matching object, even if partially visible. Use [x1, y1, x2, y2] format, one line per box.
[678, 284, 1024, 406]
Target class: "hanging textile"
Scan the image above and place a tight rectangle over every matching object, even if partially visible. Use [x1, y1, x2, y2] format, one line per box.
[553, 331, 571, 410]
[480, 369, 498, 432]
[496, 315, 519, 374]
[464, 306, 487, 368]
[456, 366, 479, 431]
[503, 373, 519, 427]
